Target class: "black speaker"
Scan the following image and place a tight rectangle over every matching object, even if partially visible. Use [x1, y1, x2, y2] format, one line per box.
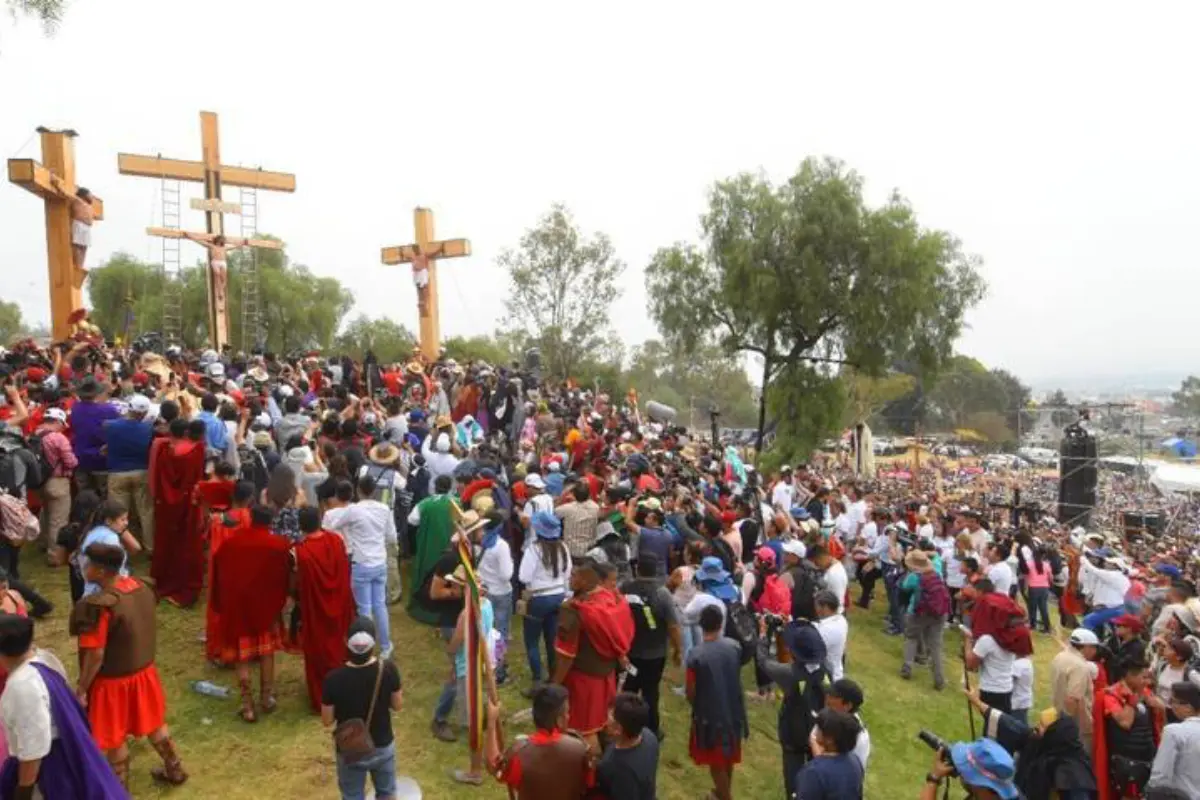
[1058, 424, 1097, 529]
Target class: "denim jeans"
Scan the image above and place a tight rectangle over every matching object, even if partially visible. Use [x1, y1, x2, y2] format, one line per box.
[681, 623, 700, 662]
[335, 741, 396, 800]
[351, 562, 391, 653]
[883, 565, 903, 632]
[434, 626, 457, 723]
[524, 592, 565, 681]
[1027, 587, 1051, 631]
[1083, 604, 1124, 632]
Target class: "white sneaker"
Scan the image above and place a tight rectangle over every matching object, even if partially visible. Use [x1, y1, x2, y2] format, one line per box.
[381, 646, 394, 660]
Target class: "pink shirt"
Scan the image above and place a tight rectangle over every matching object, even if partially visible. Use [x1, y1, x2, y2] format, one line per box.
[39, 428, 78, 477]
[1023, 554, 1051, 589]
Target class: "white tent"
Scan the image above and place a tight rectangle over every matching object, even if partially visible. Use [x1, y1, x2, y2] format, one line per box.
[1149, 463, 1200, 495]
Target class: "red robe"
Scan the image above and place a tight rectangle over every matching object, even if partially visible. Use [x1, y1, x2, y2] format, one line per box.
[149, 438, 206, 606]
[206, 507, 251, 662]
[210, 524, 290, 657]
[293, 531, 355, 711]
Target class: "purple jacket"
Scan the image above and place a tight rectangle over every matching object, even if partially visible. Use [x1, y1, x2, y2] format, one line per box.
[70, 400, 120, 473]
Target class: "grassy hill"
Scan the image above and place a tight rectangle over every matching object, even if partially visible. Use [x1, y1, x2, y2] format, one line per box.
[21, 556, 1060, 798]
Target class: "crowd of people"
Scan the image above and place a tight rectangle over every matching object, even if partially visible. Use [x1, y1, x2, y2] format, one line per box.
[0, 333, 1196, 799]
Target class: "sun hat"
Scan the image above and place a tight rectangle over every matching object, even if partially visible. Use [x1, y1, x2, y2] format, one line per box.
[695, 557, 735, 601]
[456, 510, 489, 535]
[531, 511, 562, 541]
[949, 739, 1018, 799]
[368, 442, 401, 466]
[286, 446, 314, 467]
[904, 549, 934, 572]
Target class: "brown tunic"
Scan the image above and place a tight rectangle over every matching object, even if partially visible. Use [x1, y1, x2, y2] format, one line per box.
[69, 580, 156, 677]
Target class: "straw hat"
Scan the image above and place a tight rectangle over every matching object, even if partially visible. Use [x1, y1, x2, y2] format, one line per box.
[455, 510, 488, 535]
[368, 442, 401, 466]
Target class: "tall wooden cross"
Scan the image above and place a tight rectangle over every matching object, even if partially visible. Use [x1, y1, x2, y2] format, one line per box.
[117, 111, 295, 350]
[8, 127, 105, 340]
[381, 207, 471, 360]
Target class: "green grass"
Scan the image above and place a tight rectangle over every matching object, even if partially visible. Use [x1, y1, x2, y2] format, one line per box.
[22, 557, 1060, 799]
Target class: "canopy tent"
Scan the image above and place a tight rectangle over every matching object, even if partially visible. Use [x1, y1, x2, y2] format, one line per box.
[1150, 463, 1200, 495]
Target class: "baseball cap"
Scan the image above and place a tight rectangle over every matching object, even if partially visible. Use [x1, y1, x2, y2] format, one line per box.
[44, 407, 68, 424]
[1155, 563, 1183, 579]
[205, 362, 225, 379]
[128, 394, 152, 415]
[1069, 628, 1100, 647]
[781, 540, 807, 559]
[524, 474, 545, 490]
[755, 546, 776, 566]
[1113, 613, 1144, 632]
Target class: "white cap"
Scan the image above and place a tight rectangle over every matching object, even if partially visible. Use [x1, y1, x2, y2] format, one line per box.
[128, 394, 152, 415]
[287, 446, 314, 466]
[45, 407, 68, 424]
[205, 362, 225, 379]
[547, 462, 561, 473]
[277, 384, 294, 398]
[362, 412, 378, 425]
[435, 432, 451, 453]
[1069, 628, 1100, 647]
[525, 473, 546, 490]
[255, 412, 272, 429]
[347, 631, 376, 655]
[781, 540, 806, 559]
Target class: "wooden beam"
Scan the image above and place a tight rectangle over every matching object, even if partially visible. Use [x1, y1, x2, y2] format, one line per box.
[380, 238, 471, 265]
[8, 158, 104, 218]
[145, 227, 283, 250]
[190, 198, 241, 214]
[116, 153, 297, 192]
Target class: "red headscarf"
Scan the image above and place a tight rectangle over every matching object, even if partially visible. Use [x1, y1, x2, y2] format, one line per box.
[971, 593, 1033, 657]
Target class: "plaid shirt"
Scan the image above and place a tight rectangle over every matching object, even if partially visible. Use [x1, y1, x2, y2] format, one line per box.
[555, 500, 600, 559]
[40, 429, 77, 477]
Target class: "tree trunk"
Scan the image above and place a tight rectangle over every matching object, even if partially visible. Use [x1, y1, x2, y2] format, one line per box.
[755, 356, 771, 463]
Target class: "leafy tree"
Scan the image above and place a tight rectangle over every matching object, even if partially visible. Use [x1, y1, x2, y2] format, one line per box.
[625, 339, 758, 428]
[842, 370, 915, 428]
[1046, 388, 1074, 427]
[765, 365, 846, 468]
[86, 245, 354, 353]
[7, 0, 66, 31]
[500, 204, 625, 380]
[1172, 376, 1200, 418]
[0, 299, 24, 344]
[645, 157, 986, 455]
[443, 334, 520, 368]
[963, 410, 1014, 446]
[333, 315, 415, 364]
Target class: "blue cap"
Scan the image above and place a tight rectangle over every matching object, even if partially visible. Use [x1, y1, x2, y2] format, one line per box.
[531, 511, 562, 541]
[1155, 563, 1182, 578]
[790, 507, 811, 520]
[949, 739, 1018, 799]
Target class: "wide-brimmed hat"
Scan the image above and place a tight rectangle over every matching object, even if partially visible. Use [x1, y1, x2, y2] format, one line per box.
[368, 442, 400, 466]
[696, 556, 731, 585]
[75, 375, 106, 399]
[456, 510, 489, 535]
[247, 365, 269, 383]
[905, 550, 934, 572]
[286, 446, 314, 467]
[531, 511, 562, 540]
[405, 361, 424, 376]
[949, 739, 1018, 799]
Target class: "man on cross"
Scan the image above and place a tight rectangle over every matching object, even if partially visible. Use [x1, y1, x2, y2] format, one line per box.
[178, 231, 231, 317]
[51, 174, 95, 276]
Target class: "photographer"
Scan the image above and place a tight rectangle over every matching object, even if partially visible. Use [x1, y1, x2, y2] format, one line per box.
[921, 738, 1020, 799]
[964, 687, 1097, 800]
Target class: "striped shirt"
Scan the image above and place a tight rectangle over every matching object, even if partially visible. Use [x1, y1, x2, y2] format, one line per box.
[38, 429, 77, 477]
[555, 499, 599, 558]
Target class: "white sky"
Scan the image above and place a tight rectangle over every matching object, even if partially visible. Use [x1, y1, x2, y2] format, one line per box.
[2, 1, 1198, 386]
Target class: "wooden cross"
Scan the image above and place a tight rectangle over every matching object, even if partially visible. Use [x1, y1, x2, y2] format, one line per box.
[8, 127, 104, 340]
[381, 207, 471, 360]
[117, 111, 295, 350]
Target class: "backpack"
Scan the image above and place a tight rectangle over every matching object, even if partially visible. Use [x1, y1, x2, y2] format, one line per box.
[786, 563, 824, 621]
[0, 493, 40, 545]
[723, 598, 759, 665]
[624, 583, 663, 645]
[915, 570, 951, 617]
[751, 573, 792, 616]
[20, 433, 51, 490]
[364, 464, 397, 509]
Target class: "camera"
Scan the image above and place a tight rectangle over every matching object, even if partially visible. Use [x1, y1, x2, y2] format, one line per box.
[917, 730, 956, 773]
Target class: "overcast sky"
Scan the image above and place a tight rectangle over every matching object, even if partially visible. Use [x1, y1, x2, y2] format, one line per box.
[2, 1, 1197, 386]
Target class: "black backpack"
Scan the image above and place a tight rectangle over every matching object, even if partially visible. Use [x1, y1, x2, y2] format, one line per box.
[238, 446, 269, 493]
[786, 562, 824, 621]
[723, 597, 759, 665]
[21, 433, 52, 489]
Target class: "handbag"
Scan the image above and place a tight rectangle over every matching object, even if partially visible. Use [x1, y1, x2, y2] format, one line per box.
[332, 662, 385, 763]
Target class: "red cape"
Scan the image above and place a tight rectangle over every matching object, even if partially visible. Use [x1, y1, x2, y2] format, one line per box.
[572, 589, 635, 660]
[210, 525, 290, 640]
[970, 593, 1033, 657]
[149, 439, 206, 606]
[206, 507, 251, 662]
[294, 532, 355, 711]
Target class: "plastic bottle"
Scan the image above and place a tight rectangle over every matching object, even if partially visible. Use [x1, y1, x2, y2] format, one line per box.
[189, 680, 230, 699]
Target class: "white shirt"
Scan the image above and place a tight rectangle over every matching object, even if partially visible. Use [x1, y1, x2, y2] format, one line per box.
[358, 464, 407, 492]
[986, 561, 1015, 595]
[823, 561, 849, 614]
[853, 713, 871, 770]
[1011, 657, 1034, 711]
[973, 634, 1016, 694]
[834, 513, 854, 545]
[518, 542, 572, 595]
[771, 480, 795, 511]
[848, 499, 868, 531]
[1, 649, 68, 762]
[324, 500, 396, 568]
[477, 538, 514, 598]
[816, 614, 848, 681]
[683, 592, 726, 627]
[860, 521, 879, 550]
[1080, 559, 1131, 608]
[420, 435, 460, 481]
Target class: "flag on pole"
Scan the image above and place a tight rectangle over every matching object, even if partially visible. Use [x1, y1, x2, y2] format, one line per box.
[456, 533, 487, 754]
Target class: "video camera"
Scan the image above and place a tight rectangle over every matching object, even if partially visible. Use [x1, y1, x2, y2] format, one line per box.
[917, 730, 956, 774]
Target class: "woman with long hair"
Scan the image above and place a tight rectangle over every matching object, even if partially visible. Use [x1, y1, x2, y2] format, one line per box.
[1023, 542, 1054, 634]
[517, 511, 571, 696]
[52, 489, 103, 602]
[262, 463, 304, 543]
